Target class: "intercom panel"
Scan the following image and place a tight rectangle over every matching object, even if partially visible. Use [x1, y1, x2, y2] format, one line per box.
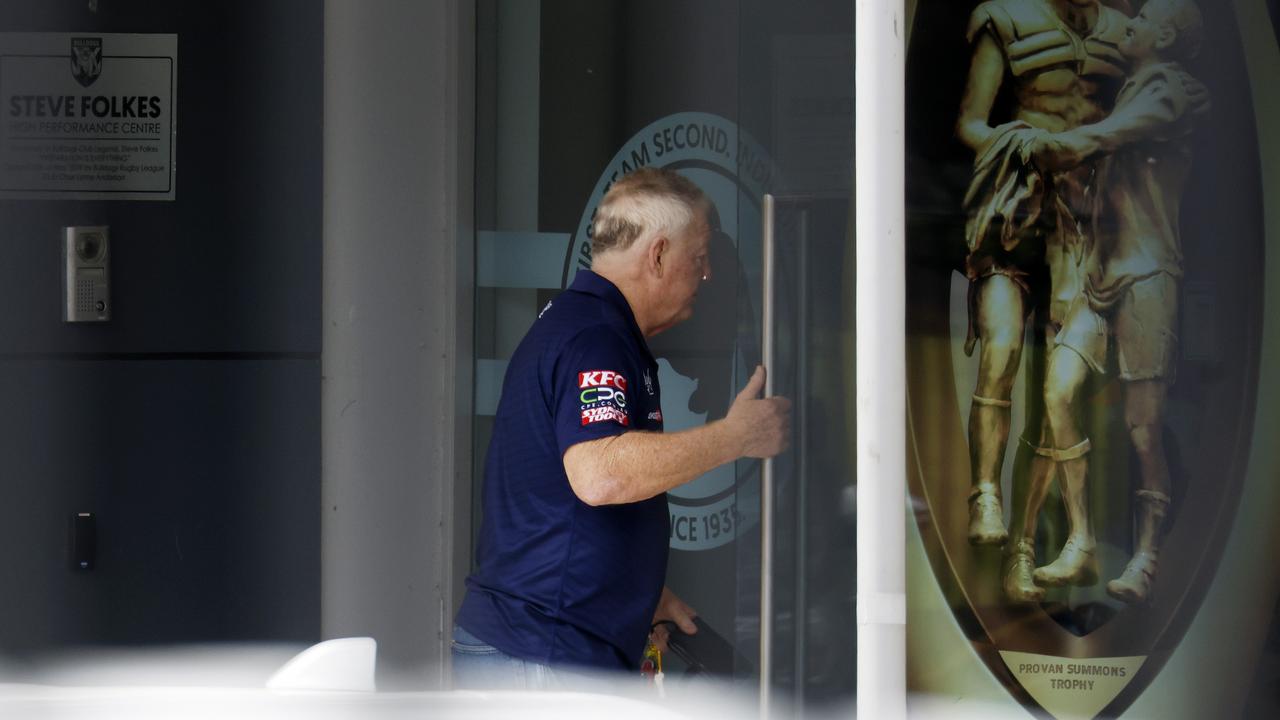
[63, 226, 110, 322]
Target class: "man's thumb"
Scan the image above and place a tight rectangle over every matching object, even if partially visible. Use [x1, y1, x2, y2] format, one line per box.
[735, 365, 766, 403]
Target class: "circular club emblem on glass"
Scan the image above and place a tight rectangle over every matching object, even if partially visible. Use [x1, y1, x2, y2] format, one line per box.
[564, 112, 776, 551]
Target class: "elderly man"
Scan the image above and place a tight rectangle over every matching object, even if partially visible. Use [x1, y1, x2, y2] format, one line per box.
[453, 167, 790, 688]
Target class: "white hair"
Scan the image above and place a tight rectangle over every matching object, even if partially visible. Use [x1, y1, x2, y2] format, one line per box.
[590, 166, 709, 257]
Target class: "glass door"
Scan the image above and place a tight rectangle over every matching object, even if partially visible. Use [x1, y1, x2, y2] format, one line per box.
[472, 1, 855, 713]
[730, 2, 856, 712]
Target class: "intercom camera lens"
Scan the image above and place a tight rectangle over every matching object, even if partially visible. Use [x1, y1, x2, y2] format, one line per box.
[76, 234, 102, 260]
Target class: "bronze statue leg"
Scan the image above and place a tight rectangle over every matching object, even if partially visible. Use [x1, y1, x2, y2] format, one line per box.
[1003, 317, 1057, 603]
[1004, 424, 1056, 602]
[1035, 345, 1098, 587]
[967, 275, 1026, 546]
[1107, 380, 1172, 604]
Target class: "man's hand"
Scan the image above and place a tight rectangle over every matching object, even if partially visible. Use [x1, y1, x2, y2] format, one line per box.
[1024, 130, 1091, 173]
[650, 586, 698, 654]
[725, 365, 792, 458]
[563, 366, 790, 506]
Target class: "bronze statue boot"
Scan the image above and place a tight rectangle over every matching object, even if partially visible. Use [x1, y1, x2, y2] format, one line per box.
[1106, 490, 1170, 604]
[1033, 535, 1098, 587]
[1004, 539, 1045, 603]
[968, 482, 1008, 546]
[1107, 550, 1158, 604]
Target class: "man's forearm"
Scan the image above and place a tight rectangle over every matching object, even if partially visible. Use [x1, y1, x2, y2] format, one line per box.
[564, 421, 744, 506]
[956, 32, 1004, 152]
[1052, 91, 1180, 167]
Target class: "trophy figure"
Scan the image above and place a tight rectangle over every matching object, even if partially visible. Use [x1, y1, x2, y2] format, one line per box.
[955, 0, 1128, 603]
[1028, 0, 1208, 603]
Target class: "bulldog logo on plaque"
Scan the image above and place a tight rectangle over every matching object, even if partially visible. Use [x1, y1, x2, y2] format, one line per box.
[906, 1, 1265, 717]
[70, 37, 103, 88]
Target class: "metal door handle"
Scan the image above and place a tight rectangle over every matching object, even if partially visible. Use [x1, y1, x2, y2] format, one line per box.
[759, 193, 776, 717]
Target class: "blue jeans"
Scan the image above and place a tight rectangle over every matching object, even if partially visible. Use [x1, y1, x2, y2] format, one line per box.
[450, 625, 624, 692]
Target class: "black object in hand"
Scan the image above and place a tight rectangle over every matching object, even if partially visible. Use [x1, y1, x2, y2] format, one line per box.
[655, 617, 753, 677]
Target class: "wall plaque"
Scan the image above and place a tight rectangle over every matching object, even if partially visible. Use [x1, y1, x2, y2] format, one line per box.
[0, 33, 177, 200]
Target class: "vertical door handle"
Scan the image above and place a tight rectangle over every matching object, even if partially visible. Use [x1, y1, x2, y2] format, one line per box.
[759, 193, 776, 718]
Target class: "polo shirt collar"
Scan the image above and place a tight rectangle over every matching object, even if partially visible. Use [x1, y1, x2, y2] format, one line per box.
[569, 270, 655, 362]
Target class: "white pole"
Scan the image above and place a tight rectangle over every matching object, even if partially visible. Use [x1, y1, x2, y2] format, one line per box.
[759, 194, 776, 718]
[855, 0, 907, 718]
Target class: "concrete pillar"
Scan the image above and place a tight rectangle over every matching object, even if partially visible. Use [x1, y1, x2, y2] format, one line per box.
[321, 0, 475, 689]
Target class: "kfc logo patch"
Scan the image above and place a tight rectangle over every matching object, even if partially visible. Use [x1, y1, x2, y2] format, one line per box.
[578, 369, 630, 426]
[578, 370, 628, 391]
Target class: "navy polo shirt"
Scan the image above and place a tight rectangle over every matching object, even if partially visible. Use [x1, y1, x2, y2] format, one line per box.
[456, 270, 669, 671]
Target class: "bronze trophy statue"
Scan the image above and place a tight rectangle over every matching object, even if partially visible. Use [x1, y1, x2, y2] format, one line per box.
[955, 0, 1129, 603]
[1026, 0, 1208, 604]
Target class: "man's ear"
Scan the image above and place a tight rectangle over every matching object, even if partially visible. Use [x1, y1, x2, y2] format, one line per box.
[647, 235, 669, 278]
[1155, 22, 1177, 52]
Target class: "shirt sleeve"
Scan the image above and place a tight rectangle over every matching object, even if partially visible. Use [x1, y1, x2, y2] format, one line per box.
[552, 327, 639, 457]
[1078, 67, 1209, 153]
[966, 2, 1011, 45]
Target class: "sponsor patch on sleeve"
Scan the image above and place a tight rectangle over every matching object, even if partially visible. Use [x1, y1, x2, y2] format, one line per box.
[577, 369, 630, 426]
[581, 406, 629, 426]
[578, 370, 628, 391]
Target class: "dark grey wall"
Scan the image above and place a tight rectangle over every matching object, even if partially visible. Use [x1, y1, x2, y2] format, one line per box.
[0, 1, 321, 654]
